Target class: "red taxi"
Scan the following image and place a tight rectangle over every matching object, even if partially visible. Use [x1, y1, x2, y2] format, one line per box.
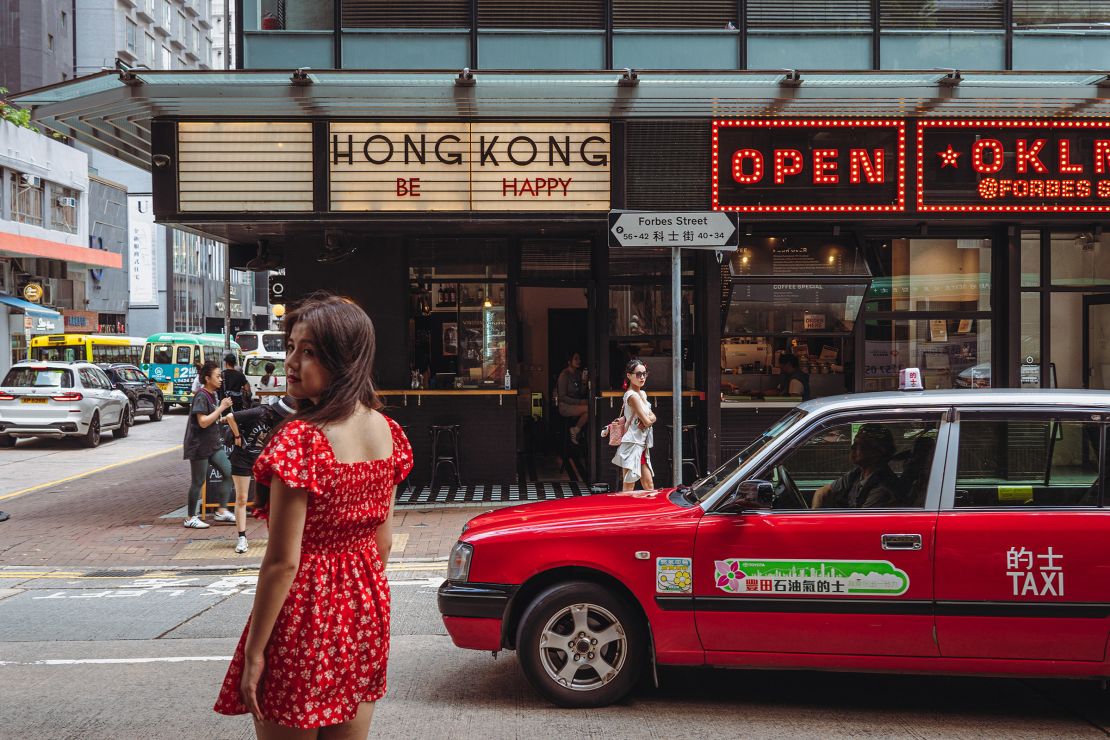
[438, 388, 1110, 707]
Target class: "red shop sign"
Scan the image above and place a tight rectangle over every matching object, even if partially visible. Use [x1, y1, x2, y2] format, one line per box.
[918, 119, 1110, 214]
[712, 119, 907, 214]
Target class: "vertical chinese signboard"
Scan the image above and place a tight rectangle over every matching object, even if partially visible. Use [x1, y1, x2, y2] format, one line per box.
[127, 195, 158, 307]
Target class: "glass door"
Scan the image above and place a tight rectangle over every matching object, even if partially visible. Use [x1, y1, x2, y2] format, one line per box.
[1083, 295, 1110, 390]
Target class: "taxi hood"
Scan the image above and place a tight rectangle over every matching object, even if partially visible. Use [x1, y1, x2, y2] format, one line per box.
[460, 487, 693, 542]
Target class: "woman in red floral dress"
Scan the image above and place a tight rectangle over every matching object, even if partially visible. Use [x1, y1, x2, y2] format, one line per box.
[214, 294, 413, 738]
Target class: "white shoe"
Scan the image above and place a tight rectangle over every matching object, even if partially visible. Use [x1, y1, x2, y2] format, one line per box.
[213, 511, 236, 523]
[235, 535, 248, 554]
[184, 516, 210, 529]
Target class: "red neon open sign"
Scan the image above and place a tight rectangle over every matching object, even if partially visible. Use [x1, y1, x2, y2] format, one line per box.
[917, 119, 1110, 214]
[712, 119, 907, 213]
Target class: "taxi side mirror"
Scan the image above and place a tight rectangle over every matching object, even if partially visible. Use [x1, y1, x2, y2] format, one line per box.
[722, 479, 774, 513]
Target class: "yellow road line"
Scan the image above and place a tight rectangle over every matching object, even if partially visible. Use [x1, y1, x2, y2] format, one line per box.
[0, 562, 446, 579]
[0, 444, 182, 502]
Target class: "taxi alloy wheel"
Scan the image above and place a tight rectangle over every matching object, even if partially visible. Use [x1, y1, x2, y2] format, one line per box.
[151, 397, 164, 422]
[517, 581, 646, 708]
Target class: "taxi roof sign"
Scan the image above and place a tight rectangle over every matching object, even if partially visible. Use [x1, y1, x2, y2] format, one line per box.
[899, 367, 924, 391]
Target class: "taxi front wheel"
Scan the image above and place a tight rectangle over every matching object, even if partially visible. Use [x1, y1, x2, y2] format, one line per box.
[517, 581, 647, 708]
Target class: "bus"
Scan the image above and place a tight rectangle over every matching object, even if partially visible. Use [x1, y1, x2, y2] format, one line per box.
[141, 333, 242, 407]
[235, 330, 284, 356]
[29, 334, 145, 365]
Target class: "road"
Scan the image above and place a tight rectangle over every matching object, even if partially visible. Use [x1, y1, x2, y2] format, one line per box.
[0, 416, 1108, 738]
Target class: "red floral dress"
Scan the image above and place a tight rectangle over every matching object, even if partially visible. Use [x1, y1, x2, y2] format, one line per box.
[214, 416, 413, 729]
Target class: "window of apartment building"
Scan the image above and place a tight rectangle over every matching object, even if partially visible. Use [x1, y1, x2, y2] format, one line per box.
[162, 46, 172, 69]
[205, 38, 212, 65]
[163, 0, 172, 28]
[10, 173, 45, 227]
[50, 187, 79, 234]
[60, 10, 67, 28]
[125, 18, 138, 53]
[190, 24, 199, 52]
[176, 10, 186, 38]
[146, 34, 157, 64]
[47, 34, 55, 52]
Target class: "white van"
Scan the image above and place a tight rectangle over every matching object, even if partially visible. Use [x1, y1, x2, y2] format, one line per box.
[244, 354, 286, 402]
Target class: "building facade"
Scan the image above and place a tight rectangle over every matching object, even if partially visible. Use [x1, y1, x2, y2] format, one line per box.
[0, 0, 74, 93]
[15, 0, 1110, 486]
[75, 0, 214, 76]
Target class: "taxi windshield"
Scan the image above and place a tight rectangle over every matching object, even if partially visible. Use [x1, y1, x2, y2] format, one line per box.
[690, 409, 805, 502]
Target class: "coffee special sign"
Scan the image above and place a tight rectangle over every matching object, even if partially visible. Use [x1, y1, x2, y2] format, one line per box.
[713, 118, 1110, 215]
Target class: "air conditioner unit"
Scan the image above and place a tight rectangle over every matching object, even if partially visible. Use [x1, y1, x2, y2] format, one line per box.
[56, 196, 77, 208]
[20, 174, 41, 188]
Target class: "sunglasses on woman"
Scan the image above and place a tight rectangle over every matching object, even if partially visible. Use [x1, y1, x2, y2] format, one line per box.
[633, 370, 649, 378]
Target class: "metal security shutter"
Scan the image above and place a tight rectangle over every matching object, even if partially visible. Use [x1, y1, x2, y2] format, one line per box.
[626, 121, 711, 211]
[519, 239, 592, 281]
[748, 0, 871, 28]
[1013, 0, 1110, 28]
[613, 0, 738, 29]
[342, 0, 470, 28]
[881, 0, 1004, 29]
[477, 0, 604, 28]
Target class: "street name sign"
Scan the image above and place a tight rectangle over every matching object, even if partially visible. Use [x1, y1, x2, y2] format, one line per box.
[608, 211, 739, 248]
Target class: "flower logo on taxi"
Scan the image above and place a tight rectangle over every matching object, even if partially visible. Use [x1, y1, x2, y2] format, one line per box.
[714, 559, 909, 596]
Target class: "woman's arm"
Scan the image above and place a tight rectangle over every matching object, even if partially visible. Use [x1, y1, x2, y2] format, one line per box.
[197, 396, 232, 428]
[629, 392, 656, 427]
[374, 487, 398, 563]
[239, 478, 308, 719]
[224, 414, 242, 446]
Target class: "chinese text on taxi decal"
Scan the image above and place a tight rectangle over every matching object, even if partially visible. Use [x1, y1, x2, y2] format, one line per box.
[1006, 546, 1064, 597]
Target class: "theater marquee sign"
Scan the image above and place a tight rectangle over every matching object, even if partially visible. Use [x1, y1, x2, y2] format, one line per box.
[712, 118, 1110, 216]
[329, 122, 610, 212]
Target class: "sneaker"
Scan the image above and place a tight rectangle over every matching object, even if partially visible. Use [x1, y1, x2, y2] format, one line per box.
[569, 427, 580, 444]
[235, 535, 248, 554]
[183, 516, 210, 529]
[213, 511, 236, 523]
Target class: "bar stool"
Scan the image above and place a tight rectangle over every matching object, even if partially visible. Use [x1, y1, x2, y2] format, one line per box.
[665, 424, 702, 485]
[429, 424, 463, 489]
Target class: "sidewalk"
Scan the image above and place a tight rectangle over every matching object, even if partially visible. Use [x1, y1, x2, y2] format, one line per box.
[0, 446, 482, 568]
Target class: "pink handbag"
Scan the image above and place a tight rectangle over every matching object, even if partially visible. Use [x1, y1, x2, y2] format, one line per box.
[606, 400, 627, 446]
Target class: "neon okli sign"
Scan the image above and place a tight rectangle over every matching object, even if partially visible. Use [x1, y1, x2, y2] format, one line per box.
[712, 118, 1110, 215]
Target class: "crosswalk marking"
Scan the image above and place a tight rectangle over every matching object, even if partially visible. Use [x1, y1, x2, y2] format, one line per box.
[396, 482, 597, 506]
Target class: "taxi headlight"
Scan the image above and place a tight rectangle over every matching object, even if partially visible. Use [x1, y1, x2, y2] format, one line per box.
[447, 541, 473, 582]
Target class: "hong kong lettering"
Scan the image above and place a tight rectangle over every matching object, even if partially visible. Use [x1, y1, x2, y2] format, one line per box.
[331, 133, 608, 168]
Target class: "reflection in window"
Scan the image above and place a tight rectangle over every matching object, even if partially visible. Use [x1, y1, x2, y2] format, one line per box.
[1050, 231, 1110, 287]
[863, 319, 991, 392]
[1013, 1, 1110, 30]
[866, 238, 991, 312]
[259, 0, 334, 30]
[609, 285, 693, 336]
[724, 282, 867, 335]
[956, 419, 1099, 507]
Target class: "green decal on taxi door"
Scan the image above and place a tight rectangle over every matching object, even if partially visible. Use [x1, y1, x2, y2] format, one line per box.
[714, 559, 910, 596]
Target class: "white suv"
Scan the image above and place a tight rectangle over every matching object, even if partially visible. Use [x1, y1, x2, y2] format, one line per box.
[0, 361, 132, 448]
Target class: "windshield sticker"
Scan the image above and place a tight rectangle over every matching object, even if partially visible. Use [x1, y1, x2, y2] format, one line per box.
[656, 557, 692, 594]
[714, 559, 909, 597]
[1006, 546, 1063, 597]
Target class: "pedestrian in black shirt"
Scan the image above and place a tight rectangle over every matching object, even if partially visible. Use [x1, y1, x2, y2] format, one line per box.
[223, 395, 295, 553]
[220, 354, 249, 412]
[183, 360, 234, 528]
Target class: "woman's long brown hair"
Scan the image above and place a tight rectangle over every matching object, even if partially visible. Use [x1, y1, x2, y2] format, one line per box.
[281, 292, 383, 430]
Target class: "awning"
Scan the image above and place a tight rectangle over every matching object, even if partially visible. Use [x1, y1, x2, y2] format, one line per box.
[9, 69, 1110, 170]
[0, 233, 123, 269]
[0, 294, 63, 319]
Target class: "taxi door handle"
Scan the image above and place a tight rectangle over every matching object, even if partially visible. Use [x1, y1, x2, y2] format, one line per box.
[881, 533, 922, 551]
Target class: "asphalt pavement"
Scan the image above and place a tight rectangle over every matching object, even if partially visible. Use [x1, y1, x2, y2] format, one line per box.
[0, 414, 1108, 737]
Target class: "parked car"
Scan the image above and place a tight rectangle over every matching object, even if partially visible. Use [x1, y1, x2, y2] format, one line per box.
[98, 363, 165, 421]
[439, 386, 1110, 708]
[0, 361, 131, 448]
[244, 354, 286, 403]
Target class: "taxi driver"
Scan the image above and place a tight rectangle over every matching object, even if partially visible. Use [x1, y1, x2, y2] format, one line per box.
[811, 424, 901, 509]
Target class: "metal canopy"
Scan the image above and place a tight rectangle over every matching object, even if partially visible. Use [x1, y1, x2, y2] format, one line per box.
[10, 69, 1110, 170]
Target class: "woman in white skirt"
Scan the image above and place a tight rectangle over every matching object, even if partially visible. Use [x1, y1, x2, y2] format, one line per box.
[611, 358, 656, 490]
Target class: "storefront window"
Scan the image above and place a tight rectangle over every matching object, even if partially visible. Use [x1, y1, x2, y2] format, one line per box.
[609, 284, 693, 336]
[1020, 292, 1041, 387]
[1050, 231, 1110, 287]
[256, 0, 334, 30]
[862, 318, 991, 392]
[1021, 230, 1040, 288]
[724, 282, 867, 336]
[865, 238, 991, 313]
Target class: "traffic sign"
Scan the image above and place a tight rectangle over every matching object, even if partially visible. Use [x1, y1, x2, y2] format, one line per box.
[608, 211, 739, 249]
[268, 274, 286, 304]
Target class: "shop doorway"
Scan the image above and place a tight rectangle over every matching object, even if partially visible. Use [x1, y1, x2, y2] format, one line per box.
[517, 288, 589, 482]
[1082, 295, 1110, 389]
